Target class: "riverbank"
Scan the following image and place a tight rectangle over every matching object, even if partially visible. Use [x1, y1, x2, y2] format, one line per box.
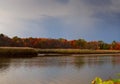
[0, 47, 120, 57]
[36, 49, 120, 55]
[0, 47, 37, 57]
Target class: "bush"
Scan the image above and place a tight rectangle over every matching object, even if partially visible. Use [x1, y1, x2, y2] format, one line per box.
[92, 77, 120, 84]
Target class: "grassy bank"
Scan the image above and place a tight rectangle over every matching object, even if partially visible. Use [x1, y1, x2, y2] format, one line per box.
[36, 49, 120, 55]
[0, 48, 120, 57]
[0, 47, 37, 57]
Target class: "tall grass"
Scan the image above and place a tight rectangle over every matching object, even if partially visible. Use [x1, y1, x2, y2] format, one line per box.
[0, 47, 37, 57]
[0, 48, 120, 57]
[36, 49, 120, 54]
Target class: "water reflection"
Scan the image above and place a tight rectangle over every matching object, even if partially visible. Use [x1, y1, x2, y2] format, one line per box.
[0, 58, 11, 73]
[111, 56, 120, 66]
[0, 55, 120, 71]
[0, 55, 119, 84]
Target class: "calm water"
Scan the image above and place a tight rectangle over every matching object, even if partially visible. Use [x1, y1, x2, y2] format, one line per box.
[0, 55, 120, 84]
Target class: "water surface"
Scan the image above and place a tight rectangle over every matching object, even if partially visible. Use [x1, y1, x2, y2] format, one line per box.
[0, 55, 120, 84]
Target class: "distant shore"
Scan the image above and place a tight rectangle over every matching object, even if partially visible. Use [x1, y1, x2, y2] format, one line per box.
[36, 49, 120, 56]
[0, 47, 120, 57]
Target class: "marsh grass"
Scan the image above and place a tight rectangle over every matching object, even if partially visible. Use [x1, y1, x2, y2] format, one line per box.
[0, 47, 37, 57]
[0, 47, 120, 57]
[37, 49, 120, 54]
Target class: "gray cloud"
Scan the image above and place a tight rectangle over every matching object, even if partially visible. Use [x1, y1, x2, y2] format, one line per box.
[54, 0, 70, 4]
[0, 0, 96, 30]
[83, 0, 120, 19]
[83, 0, 112, 6]
[0, 0, 120, 41]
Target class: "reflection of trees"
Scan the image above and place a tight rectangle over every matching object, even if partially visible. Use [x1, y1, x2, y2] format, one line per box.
[9, 57, 69, 68]
[8, 57, 85, 69]
[111, 56, 120, 66]
[87, 56, 105, 67]
[73, 56, 85, 69]
[72, 56, 108, 69]
[16, 56, 109, 69]
[0, 55, 117, 71]
[0, 58, 11, 72]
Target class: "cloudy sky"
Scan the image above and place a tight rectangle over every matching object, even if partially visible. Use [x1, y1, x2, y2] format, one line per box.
[0, 0, 120, 42]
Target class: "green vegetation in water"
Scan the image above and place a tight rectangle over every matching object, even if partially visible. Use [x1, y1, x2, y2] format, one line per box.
[92, 74, 120, 84]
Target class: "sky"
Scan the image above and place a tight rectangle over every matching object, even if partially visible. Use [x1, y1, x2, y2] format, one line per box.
[0, 0, 120, 42]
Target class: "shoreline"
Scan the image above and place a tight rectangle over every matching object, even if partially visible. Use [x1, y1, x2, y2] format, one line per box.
[0, 47, 37, 57]
[36, 49, 120, 54]
[0, 47, 120, 57]
[38, 53, 120, 57]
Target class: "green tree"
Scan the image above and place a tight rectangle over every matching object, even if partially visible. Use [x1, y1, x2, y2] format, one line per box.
[76, 39, 87, 49]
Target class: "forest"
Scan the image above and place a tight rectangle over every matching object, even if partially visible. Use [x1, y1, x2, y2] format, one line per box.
[0, 33, 120, 50]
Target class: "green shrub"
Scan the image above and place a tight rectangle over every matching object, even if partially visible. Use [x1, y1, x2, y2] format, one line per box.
[92, 77, 120, 84]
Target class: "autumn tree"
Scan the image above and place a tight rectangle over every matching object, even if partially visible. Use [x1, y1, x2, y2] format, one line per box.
[0, 34, 13, 46]
[0, 33, 119, 49]
[86, 41, 100, 50]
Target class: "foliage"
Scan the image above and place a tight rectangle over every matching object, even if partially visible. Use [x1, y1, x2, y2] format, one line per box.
[92, 77, 120, 84]
[0, 33, 120, 50]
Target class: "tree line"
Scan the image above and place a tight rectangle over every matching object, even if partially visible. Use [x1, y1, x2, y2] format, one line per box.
[0, 33, 120, 50]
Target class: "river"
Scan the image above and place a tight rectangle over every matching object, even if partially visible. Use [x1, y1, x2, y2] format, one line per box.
[0, 55, 119, 84]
